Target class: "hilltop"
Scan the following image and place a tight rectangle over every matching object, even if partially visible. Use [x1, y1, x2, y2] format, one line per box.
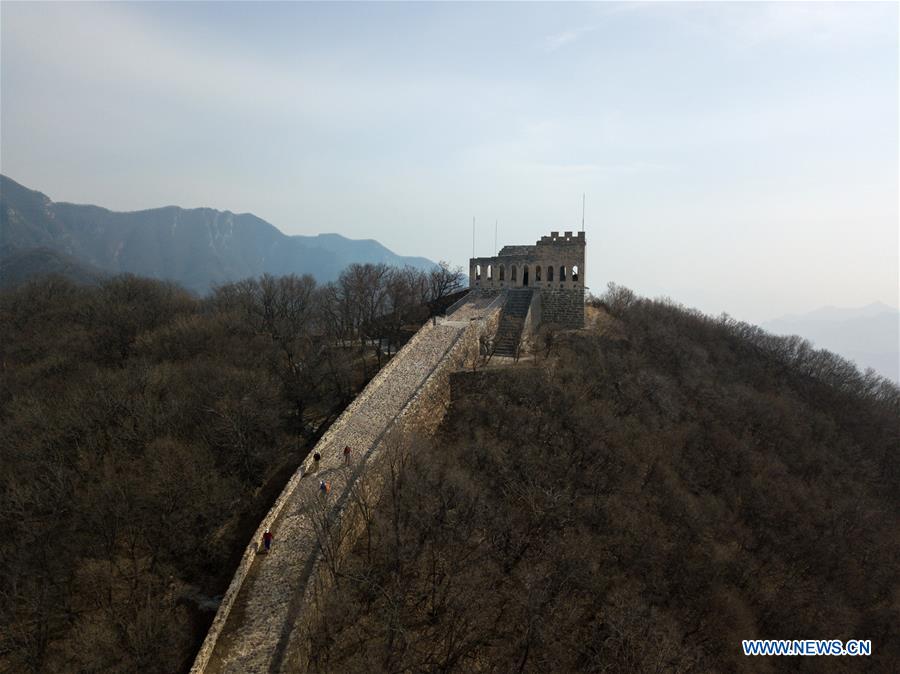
[303, 288, 900, 673]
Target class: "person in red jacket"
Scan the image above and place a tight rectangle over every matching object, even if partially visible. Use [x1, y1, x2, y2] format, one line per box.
[343, 445, 352, 465]
[262, 527, 273, 553]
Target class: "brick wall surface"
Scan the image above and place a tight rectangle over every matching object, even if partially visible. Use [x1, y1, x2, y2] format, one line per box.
[539, 287, 585, 329]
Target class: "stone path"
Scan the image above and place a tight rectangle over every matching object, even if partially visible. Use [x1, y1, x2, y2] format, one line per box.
[199, 294, 498, 674]
[444, 292, 498, 321]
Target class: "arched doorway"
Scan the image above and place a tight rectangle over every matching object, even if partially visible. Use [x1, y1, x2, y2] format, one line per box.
[523, 265, 529, 286]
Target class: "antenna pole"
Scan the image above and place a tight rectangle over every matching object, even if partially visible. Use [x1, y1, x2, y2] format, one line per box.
[472, 217, 475, 259]
[495, 220, 498, 254]
[582, 193, 585, 232]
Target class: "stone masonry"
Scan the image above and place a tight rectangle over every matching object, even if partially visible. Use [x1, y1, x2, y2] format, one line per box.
[191, 293, 503, 674]
[468, 230, 585, 329]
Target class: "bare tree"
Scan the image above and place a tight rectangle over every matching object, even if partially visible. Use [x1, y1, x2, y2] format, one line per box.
[428, 261, 464, 302]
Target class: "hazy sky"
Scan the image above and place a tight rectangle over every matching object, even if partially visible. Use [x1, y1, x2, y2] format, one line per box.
[2, 1, 897, 323]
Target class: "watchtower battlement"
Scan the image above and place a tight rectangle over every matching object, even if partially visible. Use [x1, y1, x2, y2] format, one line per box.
[469, 230, 585, 329]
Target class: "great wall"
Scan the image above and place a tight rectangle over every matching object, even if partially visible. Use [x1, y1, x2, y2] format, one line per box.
[191, 232, 585, 673]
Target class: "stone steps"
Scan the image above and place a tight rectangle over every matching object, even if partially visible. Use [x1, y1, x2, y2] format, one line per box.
[493, 289, 533, 357]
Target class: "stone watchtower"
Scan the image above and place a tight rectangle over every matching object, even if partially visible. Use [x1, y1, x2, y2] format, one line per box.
[468, 230, 585, 329]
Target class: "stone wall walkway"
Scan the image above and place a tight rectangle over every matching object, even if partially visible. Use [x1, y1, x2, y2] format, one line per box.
[194, 293, 500, 674]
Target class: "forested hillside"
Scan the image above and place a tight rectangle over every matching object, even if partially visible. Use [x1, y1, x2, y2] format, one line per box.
[3, 275, 896, 673]
[304, 286, 900, 673]
[0, 247, 106, 288]
[0, 262, 461, 672]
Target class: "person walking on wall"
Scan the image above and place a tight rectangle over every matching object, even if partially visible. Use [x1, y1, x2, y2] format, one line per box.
[313, 452, 321, 471]
[343, 445, 352, 465]
[262, 527, 273, 554]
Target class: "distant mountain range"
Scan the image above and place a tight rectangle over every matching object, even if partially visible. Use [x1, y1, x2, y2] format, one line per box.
[763, 302, 899, 383]
[0, 175, 435, 293]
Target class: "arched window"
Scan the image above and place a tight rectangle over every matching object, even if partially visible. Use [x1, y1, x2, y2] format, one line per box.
[560, 266, 566, 282]
[548, 265, 554, 282]
[499, 264, 505, 281]
[523, 265, 530, 286]
[487, 264, 493, 280]
[511, 265, 517, 282]
[572, 265, 579, 282]
[535, 265, 542, 282]
[475, 264, 481, 281]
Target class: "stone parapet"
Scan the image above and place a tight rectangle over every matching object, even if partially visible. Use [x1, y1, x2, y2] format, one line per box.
[469, 230, 585, 302]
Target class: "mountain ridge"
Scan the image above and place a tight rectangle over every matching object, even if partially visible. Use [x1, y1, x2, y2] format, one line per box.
[0, 174, 436, 293]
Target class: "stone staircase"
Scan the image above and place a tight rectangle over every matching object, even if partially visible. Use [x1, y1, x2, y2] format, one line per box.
[493, 289, 533, 357]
